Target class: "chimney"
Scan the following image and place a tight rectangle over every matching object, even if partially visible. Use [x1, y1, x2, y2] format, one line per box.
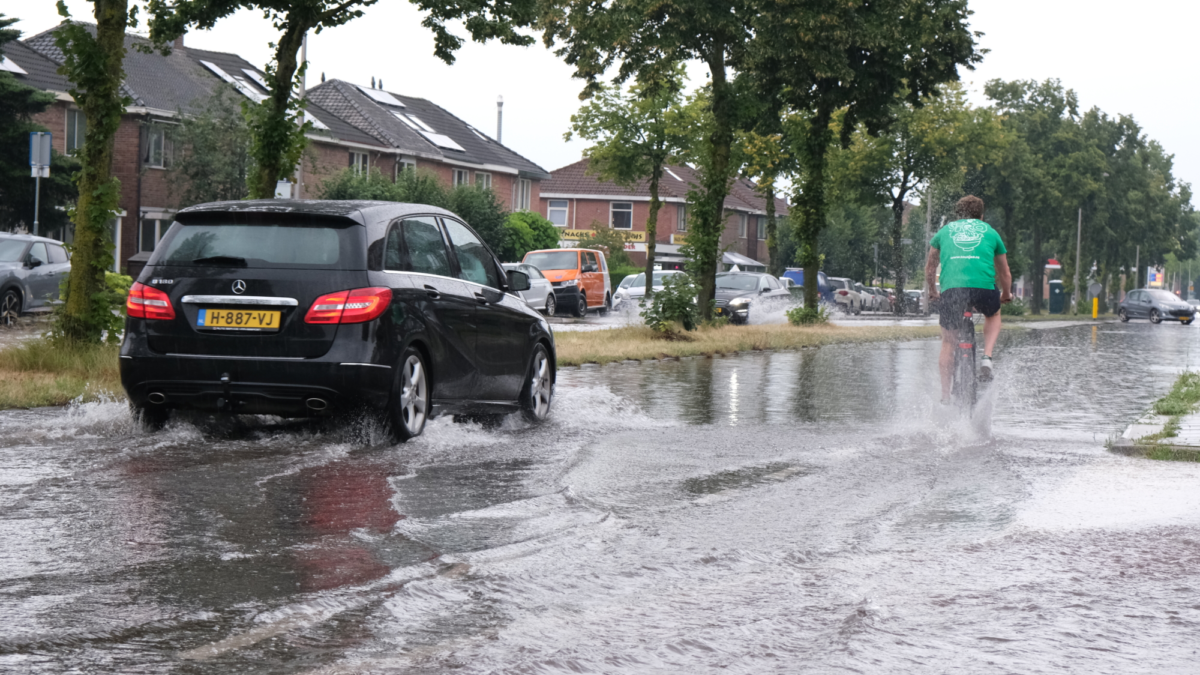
[173, 34, 184, 52]
[371, 76, 376, 88]
[496, 95, 504, 144]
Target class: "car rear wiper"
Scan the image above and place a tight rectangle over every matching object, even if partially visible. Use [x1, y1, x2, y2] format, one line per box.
[192, 255, 247, 267]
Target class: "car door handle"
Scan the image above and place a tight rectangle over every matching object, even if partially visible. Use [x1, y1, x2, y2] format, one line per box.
[475, 293, 490, 305]
[423, 285, 440, 300]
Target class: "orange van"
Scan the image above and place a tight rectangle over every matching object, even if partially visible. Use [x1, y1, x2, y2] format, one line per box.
[521, 248, 612, 318]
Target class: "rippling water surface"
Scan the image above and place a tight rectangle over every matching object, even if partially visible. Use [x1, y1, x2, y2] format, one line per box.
[2, 322, 1199, 674]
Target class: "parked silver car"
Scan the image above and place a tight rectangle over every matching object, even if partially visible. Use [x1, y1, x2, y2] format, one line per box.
[0, 233, 72, 326]
[1119, 288, 1196, 325]
[613, 270, 687, 310]
[503, 263, 557, 316]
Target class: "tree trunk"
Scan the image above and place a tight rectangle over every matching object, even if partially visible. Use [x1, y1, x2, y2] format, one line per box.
[764, 179, 781, 277]
[797, 104, 834, 311]
[691, 49, 734, 321]
[59, 0, 130, 343]
[1030, 222, 1043, 314]
[644, 163, 663, 297]
[249, 24, 309, 198]
[890, 191, 908, 316]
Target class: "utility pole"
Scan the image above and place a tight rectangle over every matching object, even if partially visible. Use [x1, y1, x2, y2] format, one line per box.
[1134, 245, 1140, 289]
[496, 95, 504, 143]
[294, 32, 307, 199]
[1073, 207, 1082, 312]
[873, 243, 878, 284]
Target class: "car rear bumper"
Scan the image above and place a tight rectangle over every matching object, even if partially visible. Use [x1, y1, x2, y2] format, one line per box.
[120, 355, 393, 416]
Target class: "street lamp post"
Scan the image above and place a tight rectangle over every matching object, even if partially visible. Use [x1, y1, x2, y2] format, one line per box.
[1073, 207, 1082, 313]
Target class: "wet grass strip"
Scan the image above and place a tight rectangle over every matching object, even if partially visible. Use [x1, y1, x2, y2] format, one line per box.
[0, 339, 121, 408]
[1123, 371, 1200, 462]
[554, 323, 943, 367]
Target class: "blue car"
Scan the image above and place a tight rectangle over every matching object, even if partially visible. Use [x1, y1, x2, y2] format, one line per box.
[781, 268, 833, 304]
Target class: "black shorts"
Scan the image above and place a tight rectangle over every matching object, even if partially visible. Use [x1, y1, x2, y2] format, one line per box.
[939, 287, 1001, 330]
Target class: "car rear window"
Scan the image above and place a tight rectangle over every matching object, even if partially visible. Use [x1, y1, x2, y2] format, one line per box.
[152, 216, 365, 270]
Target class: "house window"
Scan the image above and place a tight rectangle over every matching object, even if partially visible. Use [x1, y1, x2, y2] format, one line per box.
[738, 213, 747, 238]
[138, 217, 171, 253]
[144, 126, 171, 168]
[453, 169, 470, 187]
[676, 204, 687, 232]
[548, 200, 569, 227]
[475, 172, 492, 190]
[757, 216, 766, 239]
[515, 178, 532, 210]
[610, 202, 633, 230]
[66, 109, 86, 155]
[349, 151, 368, 176]
[394, 158, 416, 181]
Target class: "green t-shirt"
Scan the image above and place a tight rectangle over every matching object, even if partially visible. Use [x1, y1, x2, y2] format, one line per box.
[930, 219, 1008, 290]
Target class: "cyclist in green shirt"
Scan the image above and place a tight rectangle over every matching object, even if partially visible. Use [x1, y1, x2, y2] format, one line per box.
[925, 196, 1013, 401]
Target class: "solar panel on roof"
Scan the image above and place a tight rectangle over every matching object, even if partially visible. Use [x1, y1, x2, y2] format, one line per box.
[241, 68, 269, 91]
[468, 127, 491, 142]
[0, 56, 27, 75]
[392, 112, 420, 130]
[419, 131, 465, 152]
[201, 60, 266, 103]
[303, 111, 330, 131]
[406, 115, 435, 133]
[356, 85, 405, 108]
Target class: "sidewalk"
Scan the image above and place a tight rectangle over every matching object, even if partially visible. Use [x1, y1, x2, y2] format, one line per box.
[1113, 411, 1200, 460]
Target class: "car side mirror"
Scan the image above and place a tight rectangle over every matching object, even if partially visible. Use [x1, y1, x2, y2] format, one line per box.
[27, 258, 42, 269]
[507, 269, 531, 292]
[583, 264, 597, 273]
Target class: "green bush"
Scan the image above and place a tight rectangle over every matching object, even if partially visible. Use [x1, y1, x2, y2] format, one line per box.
[641, 273, 698, 332]
[1001, 298, 1027, 316]
[609, 265, 642, 289]
[574, 222, 635, 269]
[499, 211, 561, 261]
[787, 305, 830, 325]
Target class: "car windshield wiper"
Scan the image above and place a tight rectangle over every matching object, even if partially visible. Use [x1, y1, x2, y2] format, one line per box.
[192, 255, 247, 267]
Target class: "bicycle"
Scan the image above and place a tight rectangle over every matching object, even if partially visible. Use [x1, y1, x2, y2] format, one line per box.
[950, 309, 977, 409]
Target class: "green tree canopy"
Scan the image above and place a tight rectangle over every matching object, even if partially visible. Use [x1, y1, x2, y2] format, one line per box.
[166, 86, 251, 207]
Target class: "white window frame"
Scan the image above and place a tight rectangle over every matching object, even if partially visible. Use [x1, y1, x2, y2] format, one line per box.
[676, 204, 687, 232]
[394, 158, 416, 180]
[514, 178, 532, 210]
[475, 172, 492, 190]
[610, 201, 633, 230]
[66, 108, 86, 155]
[547, 200, 569, 227]
[453, 169, 470, 187]
[144, 125, 170, 169]
[349, 151, 368, 176]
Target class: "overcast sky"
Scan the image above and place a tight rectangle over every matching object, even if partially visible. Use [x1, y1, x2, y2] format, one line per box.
[6, 0, 1199, 194]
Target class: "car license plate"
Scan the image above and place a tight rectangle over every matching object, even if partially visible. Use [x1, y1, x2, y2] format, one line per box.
[197, 308, 282, 331]
[715, 307, 726, 315]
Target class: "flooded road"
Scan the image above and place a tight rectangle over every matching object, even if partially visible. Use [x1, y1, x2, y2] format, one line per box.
[3, 323, 1200, 673]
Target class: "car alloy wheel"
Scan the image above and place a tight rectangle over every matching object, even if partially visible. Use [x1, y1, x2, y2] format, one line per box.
[545, 294, 556, 317]
[575, 294, 588, 318]
[1150, 308, 1162, 324]
[1, 290, 20, 327]
[390, 348, 429, 442]
[521, 344, 553, 423]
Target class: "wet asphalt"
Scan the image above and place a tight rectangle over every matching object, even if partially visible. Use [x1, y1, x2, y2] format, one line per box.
[2, 321, 1200, 673]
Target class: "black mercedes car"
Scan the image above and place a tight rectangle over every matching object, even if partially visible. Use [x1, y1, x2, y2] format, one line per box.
[712, 272, 793, 324]
[120, 200, 556, 442]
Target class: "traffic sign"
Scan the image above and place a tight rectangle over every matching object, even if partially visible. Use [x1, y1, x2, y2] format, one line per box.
[29, 132, 51, 178]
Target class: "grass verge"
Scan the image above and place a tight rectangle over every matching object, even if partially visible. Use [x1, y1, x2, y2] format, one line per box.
[1122, 371, 1200, 461]
[0, 339, 122, 408]
[554, 323, 942, 367]
[1009, 312, 1115, 322]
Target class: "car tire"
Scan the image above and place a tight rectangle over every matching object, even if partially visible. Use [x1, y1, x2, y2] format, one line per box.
[574, 293, 588, 318]
[132, 403, 170, 431]
[387, 347, 430, 443]
[1119, 308, 1129, 322]
[598, 293, 611, 315]
[519, 343, 553, 424]
[544, 294, 557, 317]
[1, 289, 20, 327]
[1150, 309, 1162, 324]
[1183, 318, 1194, 326]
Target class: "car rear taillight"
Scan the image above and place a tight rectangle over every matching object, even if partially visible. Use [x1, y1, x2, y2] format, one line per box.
[126, 282, 176, 320]
[837, 290, 849, 296]
[305, 287, 392, 324]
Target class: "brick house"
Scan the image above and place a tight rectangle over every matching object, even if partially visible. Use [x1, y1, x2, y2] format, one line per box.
[539, 159, 788, 271]
[8, 22, 548, 276]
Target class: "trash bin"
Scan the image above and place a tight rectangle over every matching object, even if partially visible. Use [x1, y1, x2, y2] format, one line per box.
[1048, 279, 1065, 314]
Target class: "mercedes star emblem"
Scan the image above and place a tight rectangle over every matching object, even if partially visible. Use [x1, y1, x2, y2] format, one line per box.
[232, 280, 247, 294]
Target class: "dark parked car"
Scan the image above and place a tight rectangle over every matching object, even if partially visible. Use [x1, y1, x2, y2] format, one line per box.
[1119, 288, 1196, 325]
[0, 233, 72, 326]
[120, 200, 556, 441]
[713, 272, 792, 324]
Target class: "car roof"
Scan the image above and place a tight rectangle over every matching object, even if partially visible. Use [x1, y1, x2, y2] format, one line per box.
[526, 248, 600, 255]
[176, 199, 459, 222]
[717, 271, 769, 277]
[0, 232, 65, 245]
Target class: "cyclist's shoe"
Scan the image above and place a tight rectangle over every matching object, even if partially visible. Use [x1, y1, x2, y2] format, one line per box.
[979, 355, 994, 382]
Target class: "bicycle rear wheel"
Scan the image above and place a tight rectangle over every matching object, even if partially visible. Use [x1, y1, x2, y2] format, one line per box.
[951, 314, 977, 409]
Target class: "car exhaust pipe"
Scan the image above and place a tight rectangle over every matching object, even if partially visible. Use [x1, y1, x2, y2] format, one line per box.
[147, 392, 167, 405]
[306, 398, 328, 411]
